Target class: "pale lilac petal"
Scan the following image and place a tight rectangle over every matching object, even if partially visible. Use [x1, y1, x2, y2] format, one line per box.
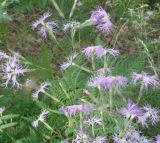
[119, 100, 141, 119]
[59, 105, 95, 116]
[82, 45, 105, 58]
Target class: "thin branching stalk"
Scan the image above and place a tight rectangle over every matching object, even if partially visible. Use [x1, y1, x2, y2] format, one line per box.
[91, 54, 95, 71]
[72, 63, 93, 74]
[137, 84, 144, 104]
[43, 91, 61, 103]
[69, 0, 78, 18]
[91, 124, 95, 137]
[109, 88, 113, 112]
[79, 112, 83, 130]
[59, 82, 70, 100]
[50, 0, 65, 18]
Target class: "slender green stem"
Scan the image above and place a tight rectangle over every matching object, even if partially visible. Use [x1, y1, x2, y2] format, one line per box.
[50, 0, 65, 18]
[91, 54, 95, 71]
[59, 82, 70, 100]
[137, 84, 144, 104]
[100, 111, 105, 132]
[41, 121, 56, 133]
[91, 124, 95, 137]
[72, 63, 93, 74]
[69, 0, 78, 18]
[80, 112, 83, 130]
[103, 54, 107, 70]
[71, 29, 76, 50]
[44, 91, 61, 103]
[113, 20, 129, 48]
[109, 88, 113, 111]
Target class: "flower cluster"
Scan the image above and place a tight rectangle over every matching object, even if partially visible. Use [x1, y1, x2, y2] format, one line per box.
[138, 105, 160, 127]
[32, 12, 57, 38]
[90, 7, 112, 33]
[88, 75, 127, 90]
[73, 129, 107, 143]
[119, 100, 141, 119]
[73, 129, 91, 143]
[131, 72, 159, 89]
[32, 110, 49, 128]
[113, 126, 153, 143]
[119, 101, 160, 128]
[0, 52, 29, 88]
[59, 105, 95, 116]
[82, 46, 119, 59]
[82, 45, 106, 58]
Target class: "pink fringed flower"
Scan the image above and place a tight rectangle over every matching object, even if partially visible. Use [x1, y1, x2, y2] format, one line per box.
[93, 136, 107, 143]
[82, 45, 105, 58]
[90, 7, 112, 33]
[106, 49, 119, 57]
[0, 51, 8, 59]
[131, 72, 159, 89]
[119, 100, 141, 119]
[0, 107, 5, 115]
[32, 110, 49, 128]
[32, 82, 51, 100]
[88, 75, 127, 90]
[91, 7, 109, 24]
[63, 21, 80, 31]
[100, 76, 128, 90]
[138, 105, 159, 127]
[84, 117, 102, 126]
[0, 54, 29, 88]
[60, 52, 77, 70]
[59, 105, 95, 116]
[32, 12, 57, 38]
[156, 135, 160, 143]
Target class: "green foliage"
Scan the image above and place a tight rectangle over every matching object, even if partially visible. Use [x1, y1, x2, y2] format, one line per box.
[12, 0, 47, 13]
[0, 0, 159, 142]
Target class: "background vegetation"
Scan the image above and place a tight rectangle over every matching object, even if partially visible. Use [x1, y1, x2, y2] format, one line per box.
[0, 0, 160, 142]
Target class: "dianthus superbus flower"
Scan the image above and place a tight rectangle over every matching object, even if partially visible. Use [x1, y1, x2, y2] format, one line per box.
[60, 52, 77, 70]
[87, 75, 127, 90]
[113, 126, 152, 143]
[156, 135, 160, 143]
[63, 21, 80, 31]
[106, 48, 119, 57]
[119, 100, 141, 119]
[0, 51, 8, 59]
[0, 55, 29, 88]
[32, 82, 51, 100]
[73, 129, 91, 143]
[100, 76, 128, 90]
[91, 7, 109, 24]
[138, 105, 159, 127]
[84, 117, 102, 126]
[87, 74, 104, 88]
[96, 68, 111, 76]
[131, 72, 159, 89]
[92, 136, 107, 143]
[96, 20, 112, 33]
[32, 12, 57, 38]
[82, 45, 105, 58]
[32, 110, 49, 128]
[32, 12, 51, 29]
[0, 107, 5, 115]
[59, 105, 95, 116]
[90, 7, 112, 33]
